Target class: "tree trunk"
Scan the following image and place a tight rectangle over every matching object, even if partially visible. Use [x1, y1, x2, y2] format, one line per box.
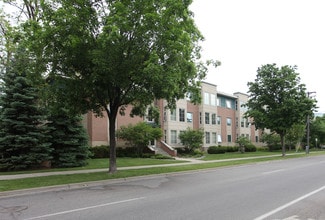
[281, 134, 286, 156]
[107, 107, 118, 173]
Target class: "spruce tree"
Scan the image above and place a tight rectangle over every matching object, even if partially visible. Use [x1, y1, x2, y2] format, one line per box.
[0, 52, 52, 171]
[46, 107, 90, 168]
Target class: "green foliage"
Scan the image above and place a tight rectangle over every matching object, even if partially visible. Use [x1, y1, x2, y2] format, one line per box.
[46, 108, 90, 168]
[286, 123, 305, 150]
[310, 115, 325, 146]
[207, 146, 226, 154]
[245, 144, 257, 152]
[0, 49, 52, 171]
[236, 136, 251, 153]
[19, 0, 210, 173]
[117, 122, 162, 156]
[179, 128, 204, 152]
[261, 133, 281, 151]
[245, 64, 316, 155]
[90, 145, 110, 159]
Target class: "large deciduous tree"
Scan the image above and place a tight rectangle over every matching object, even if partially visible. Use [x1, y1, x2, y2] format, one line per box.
[244, 64, 316, 156]
[23, 0, 210, 173]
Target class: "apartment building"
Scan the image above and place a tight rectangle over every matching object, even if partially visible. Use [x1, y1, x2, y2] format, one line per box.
[83, 81, 263, 152]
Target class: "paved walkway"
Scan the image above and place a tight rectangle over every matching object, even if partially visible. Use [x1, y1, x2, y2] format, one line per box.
[0, 154, 289, 181]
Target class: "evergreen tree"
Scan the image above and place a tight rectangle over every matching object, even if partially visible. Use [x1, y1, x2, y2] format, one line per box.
[46, 107, 90, 168]
[0, 51, 52, 171]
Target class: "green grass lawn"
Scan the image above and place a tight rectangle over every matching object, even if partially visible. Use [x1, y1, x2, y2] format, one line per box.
[0, 157, 185, 175]
[0, 151, 324, 192]
[201, 150, 294, 160]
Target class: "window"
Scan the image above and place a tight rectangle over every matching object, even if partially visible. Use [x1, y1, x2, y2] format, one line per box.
[241, 118, 244, 127]
[240, 101, 248, 112]
[245, 119, 249, 128]
[163, 110, 167, 121]
[147, 108, 153, 122]
[199, 112, 202, 124]
[164, 130, 167, 142]
[217, 97, 221, 106]
[187, 112, 193, 123]
[179, 130, 185, 144]
[170, 110, 176, 121]
[217, 116, 221, 125]
[255, 136, 259, 142]
[179, 108, 185, 122]
[226, 100, 232, 108]
[211, 113, 216, 124]
[186, 92, 192, 101]
[211, 94, 216, 106]
[204, 93, 210, 105]
[227, 118, 232, 126]
[217, 134, 222, 143]
[227, 135, 232, 142]
[212, 132, 217, 144]
[171, 130, 177, 144]
[205, 112, 210, 124]
[205, 132, 210, 144]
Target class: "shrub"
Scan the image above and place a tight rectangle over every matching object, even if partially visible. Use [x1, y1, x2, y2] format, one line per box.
[90, 145, 109, 158]
[207, 146, 226, 154]
[151, 154, 174, 159]
[225, 146, 239, 152]
[245, 144, 257, 152]
[116, 147, 137, 157]
[193, 149, 204, 157]
[176, 147, 192, 155]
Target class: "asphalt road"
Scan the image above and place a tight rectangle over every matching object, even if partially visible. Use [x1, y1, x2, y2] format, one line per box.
[1, 155, 325, 220]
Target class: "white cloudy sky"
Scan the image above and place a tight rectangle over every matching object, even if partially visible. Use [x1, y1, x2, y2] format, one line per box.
[190, 0, 325, 113]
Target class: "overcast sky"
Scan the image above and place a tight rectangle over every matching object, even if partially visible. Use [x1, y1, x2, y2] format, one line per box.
[190, 0, 325, 113]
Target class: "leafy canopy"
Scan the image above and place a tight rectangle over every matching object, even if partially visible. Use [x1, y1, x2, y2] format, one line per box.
[245, 64, 315, 136]
[117, 122, 162, 156]
[244, 64, 316, 155]
[179, 128, 204, 151]
[26, 0, 209, 173]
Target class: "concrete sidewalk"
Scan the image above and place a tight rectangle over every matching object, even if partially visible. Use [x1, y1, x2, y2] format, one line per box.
[0, 154, 287, 181]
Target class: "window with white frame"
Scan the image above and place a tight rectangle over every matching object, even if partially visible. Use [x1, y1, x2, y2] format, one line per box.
[170, 110, 176, 121]
[179, 108, 185, 122]
[205, 132, 210, 144]
[212, 132, 217, 144]
[187, 112, 193, 123]
[163, 109, 167, 121]
[204, 92, 210, 105]
[226, 100, 232, 108]
[211, 113, 216, 124]
[227, 135, 232, 142]
[217, 134, 222, 143]
[227, 118, 232, 126]
[171, 130, 177, 144]
[211, 94, 216, 106]
[217, 97, 221, 106]
[245, 119, 249, 128]
[217, 116, 221, 125]
[179, 130, 185, 144]
[205, 112, 210, 124]
[164, 130, 167, 142]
